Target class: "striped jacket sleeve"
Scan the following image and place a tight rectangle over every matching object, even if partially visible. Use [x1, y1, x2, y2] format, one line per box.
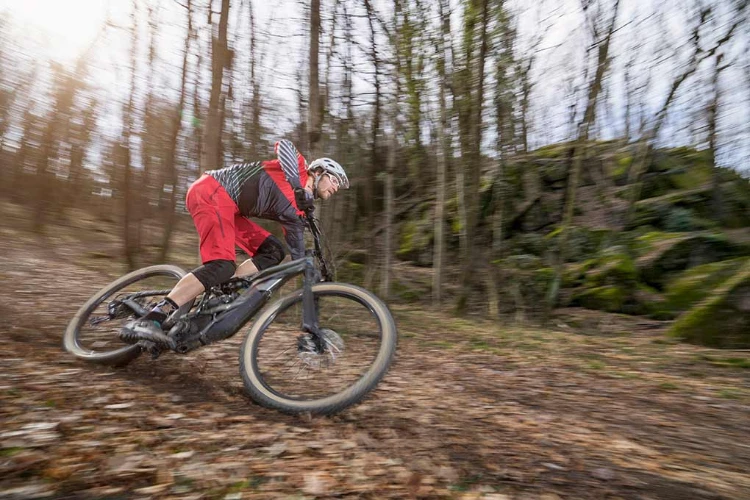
[275, 140, 303, 190]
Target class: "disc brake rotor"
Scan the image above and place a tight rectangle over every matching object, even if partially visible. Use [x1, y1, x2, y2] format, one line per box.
[297, 328, 344, 369]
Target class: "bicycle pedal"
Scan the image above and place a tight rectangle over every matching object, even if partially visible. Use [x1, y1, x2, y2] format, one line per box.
[136, 340, 163, 359]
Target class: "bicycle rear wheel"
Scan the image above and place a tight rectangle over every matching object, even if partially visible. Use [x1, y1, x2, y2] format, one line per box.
[239, 282, 397, 415]
[63, 265, 192, 366]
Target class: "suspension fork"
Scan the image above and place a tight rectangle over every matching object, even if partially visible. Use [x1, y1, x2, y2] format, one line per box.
[301, 251, 325, 351]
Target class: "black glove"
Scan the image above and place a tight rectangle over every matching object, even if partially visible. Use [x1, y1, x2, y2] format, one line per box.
[294, 188, 315, 211]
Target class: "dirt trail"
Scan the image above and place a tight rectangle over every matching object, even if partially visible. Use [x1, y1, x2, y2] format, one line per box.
[1, 232, 749, 499]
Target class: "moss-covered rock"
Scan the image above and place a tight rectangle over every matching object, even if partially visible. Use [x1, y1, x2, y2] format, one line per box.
[636, 232, 748, 289]
[492, 255, 554, 317]
[572, 286, 628, 313]
[562, 259, 598, 288]
[397, 204, 434, 266]
[626, 147, 713, 199]
[628, 187, 717, 231]
[634, 284, 672, 319]
[568, 246, 656, 315]
[668, 260, 750, 348]
[583, 246, 637, 288]
[718, 170, 750, 228]
[544, 226, 616, 262]
[664, 257, 749, 312]
[511, 233, 547, 257]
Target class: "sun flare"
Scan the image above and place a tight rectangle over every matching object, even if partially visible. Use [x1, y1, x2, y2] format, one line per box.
[2, 0, 110, 62]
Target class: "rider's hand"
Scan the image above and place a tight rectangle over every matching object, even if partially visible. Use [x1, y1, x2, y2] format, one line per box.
[294, 187, 315, 211]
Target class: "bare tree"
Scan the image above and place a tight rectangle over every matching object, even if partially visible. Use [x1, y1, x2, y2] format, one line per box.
[380, 0, 404, 299]
[159, 0, 194, 262]
[455, 0, 490, 313]
[547, 0, 621, 310]
[246, 0, 263, 158]
[309, 0, 322, 158]
[122, 0, 141, 270]
[201, 0, 231, 172]
[432, 0, 452, 307]
[624, 3, 745, 223]
[708, 52, 728, 221]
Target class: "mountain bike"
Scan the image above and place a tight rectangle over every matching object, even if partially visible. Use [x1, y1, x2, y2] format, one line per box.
[63, 208, 397, 415]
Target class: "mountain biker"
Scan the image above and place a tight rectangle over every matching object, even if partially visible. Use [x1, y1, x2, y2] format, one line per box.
[119, 139, 349, 347]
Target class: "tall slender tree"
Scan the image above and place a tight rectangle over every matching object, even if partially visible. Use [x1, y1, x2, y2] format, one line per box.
[122, 0, 141, 270]
[547, 0, 621, 311]
[432, 0, 452, 307]
[309, 0, 322, 158]
[201, 0, 231, 172]
[624, 2, 744, 223]
[159, 0, 194, 262]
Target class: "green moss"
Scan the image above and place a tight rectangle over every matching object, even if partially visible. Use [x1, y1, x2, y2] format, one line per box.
[337, 261, 365, 285]
[398, 220, 418, 255]
[698, 354, 750, 369]
[613, 156, 632, 177]
[718, 389, 742, 400]
[512, 233, 547, 257]
[637, 233, 747, 289]
[492, 257, 554, 316]
[562, 260, 597, 287]
[668, 260, 750, 348]
[393, 280, 423, 303]
[634, 231, 687, 255]
[584, 249, 637, 288]
[0, 447, 24, 457]
[451, 217, 462, 235]
[545, 226, 563, 240]
[572, 285, 628, 313]
[665, 257, 748, 312]
[544, 226, 616, 262]
[533, 144, 570, 159]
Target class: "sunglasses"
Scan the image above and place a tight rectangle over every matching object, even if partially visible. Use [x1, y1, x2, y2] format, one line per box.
[322, 172, 340, 188]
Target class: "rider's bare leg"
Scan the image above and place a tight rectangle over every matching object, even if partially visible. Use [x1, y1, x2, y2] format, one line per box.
[234, 258, 258, 278]
[166, 273, 205, 307]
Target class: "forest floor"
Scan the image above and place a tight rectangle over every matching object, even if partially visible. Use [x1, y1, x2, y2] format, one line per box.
[1, 206, 750, 500]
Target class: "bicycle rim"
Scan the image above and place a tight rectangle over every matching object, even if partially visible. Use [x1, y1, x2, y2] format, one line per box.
[240, 283, 397, 414]
[64, 265, 189, 365]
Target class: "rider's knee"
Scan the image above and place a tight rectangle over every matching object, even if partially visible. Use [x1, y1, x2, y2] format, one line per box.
[192, 259, 236, 290]
[252, 235, 286, 270]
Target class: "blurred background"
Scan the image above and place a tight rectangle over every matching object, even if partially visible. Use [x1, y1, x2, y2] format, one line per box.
[0, 0, 748, 346]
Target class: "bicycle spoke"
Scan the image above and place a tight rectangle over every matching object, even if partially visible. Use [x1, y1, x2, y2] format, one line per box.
[253, 293, 383, 401]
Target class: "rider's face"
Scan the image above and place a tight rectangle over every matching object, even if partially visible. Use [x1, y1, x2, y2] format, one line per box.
[316, 173, 339, 200]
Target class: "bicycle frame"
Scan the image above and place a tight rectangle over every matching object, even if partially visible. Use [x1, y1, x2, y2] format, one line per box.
[186, 253, 321, 345]
[166, 210, 328, 353]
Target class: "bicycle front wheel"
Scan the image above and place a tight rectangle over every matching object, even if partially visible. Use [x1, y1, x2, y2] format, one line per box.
[239, 282, 397, 415]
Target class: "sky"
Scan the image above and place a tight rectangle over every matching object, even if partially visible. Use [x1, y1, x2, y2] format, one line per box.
[0, 0, 114, 62]
[0, 0, 748, 173]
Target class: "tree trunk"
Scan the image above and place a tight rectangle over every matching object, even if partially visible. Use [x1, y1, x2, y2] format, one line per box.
[381, 0, 402, 300]
[308, 0, 322, 157]
[363, 0, 380, 224]
[159, 0, 193, 263]
[201, 0, 230, 172]
[455, 0, 489, 313]
[432, 0, 451, 307]
[121, 1, 142, 271]
[547, 0, 620, 311]
[247, 0, 262, 159]
[624, 6, 742, 224]
[708, 53, 725, 223]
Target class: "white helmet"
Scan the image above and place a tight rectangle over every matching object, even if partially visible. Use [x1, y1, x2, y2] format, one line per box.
[307, 158, 350, 189]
